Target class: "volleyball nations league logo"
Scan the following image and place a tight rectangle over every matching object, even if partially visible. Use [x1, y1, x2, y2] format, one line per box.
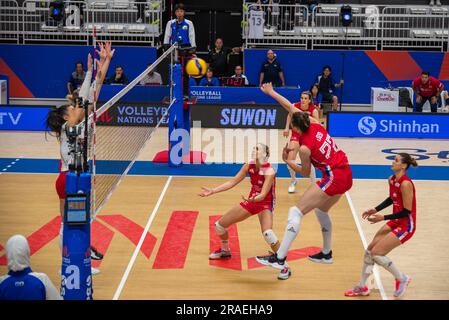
[358, 116, 377, 135]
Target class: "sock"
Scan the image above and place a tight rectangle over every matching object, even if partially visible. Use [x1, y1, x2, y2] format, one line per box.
[288, 166, 296, 181]
[314, 208, 332, 254]
[277, 206, 304, 260]
[221, 240, 230, 251]
[373, 255, 403, 280]
[358, 250, 374, 287]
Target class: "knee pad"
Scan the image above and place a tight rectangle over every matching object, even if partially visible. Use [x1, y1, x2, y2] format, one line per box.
[372, 255, 392, 268]
[288, 206, 303, 226]
[315, 209, 332, 232]
[262, 229, 278, 246]
[215, 221, 227, 236]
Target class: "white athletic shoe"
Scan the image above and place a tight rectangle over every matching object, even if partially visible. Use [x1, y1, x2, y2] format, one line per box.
[394, 275, 411, 298]
[209, 248, 231, 260]
[288, 180, 297, 193]
[277, 267, 291, 280]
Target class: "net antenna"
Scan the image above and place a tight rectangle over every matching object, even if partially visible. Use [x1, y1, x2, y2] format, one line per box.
[76, 43, 179, 220]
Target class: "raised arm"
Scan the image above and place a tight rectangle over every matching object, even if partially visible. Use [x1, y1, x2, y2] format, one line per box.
[199, 163, 249, 197]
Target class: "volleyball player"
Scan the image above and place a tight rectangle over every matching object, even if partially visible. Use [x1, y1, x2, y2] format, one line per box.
[284, 91, 319, 193]
[256, 83, 352, 280]
[46, 42, 114, 271]
[345, 153, 417, 298]
[199, 143, 280, 259]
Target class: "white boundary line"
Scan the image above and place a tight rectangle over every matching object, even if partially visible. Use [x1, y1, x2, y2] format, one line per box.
[112, 175, 173, 300]
[345, 191, 388, 300]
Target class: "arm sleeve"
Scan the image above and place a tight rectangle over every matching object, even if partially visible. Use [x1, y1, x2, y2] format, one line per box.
[187, 20, 196, 48]
[78, 70, 92, 102]
[32, 273, 62, 300]
[384, 208, 411, 221]
[374, 197, 393, 212]
[163, 20, 172, 45]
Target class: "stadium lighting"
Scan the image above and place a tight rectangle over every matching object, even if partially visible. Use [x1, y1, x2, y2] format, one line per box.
[340, 5, 353, 27]
[49, 0, 64, 21]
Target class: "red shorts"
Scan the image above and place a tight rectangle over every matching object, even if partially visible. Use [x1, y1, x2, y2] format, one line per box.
[55, 171, 67, 200]
[290, 130, 300, 142]
[387, 217, 416, 244]
[240, 200, 274, 215]
[316, 165, 353, 196]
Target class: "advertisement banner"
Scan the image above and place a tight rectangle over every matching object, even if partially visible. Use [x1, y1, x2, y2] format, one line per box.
[96, 102, 169, 127]
[0, 106, 52, 131]
[189, 86, 301, 105]
[327, 112, 449, 139]
[190, 104, 288, 128]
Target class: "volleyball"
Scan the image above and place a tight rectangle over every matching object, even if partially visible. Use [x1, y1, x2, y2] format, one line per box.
[186, 58, 207, 78]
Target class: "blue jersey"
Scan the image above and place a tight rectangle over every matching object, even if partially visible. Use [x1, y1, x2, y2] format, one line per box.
[199, 77, 220, 87]
[0, 267, 61, 300]
[164, 18, 196, 48]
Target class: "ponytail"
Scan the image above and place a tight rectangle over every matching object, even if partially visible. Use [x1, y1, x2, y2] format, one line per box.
[46, 105, 69, 139]
[399, 153, 418, 170]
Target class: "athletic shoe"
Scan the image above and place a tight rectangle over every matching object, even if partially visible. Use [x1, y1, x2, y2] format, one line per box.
[90, 246, 104, 260]
[394, 275, 411, 298]
[308, 250, 333, 264]
[277, 267, 291, 280]
[255, 252, 287, 270]
[288, 180, 297, 193]
[209, 248, 231, 260]
[344, 285, 370, 297]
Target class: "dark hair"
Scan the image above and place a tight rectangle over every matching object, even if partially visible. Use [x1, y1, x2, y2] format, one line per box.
[75, 61, 83, 68]
[421, 71, 430, 76]
[175, 3, 185, 11]
[323, 65, 331, 72]
[207, 67, 213, 73]
[309, 84, 319, 92]
[301, 91, 312, 100]
[115, 65, 123, 70]
[46, 105, 70, 138]
[291, 112, 311, 133]
[399, 153, 418, 170]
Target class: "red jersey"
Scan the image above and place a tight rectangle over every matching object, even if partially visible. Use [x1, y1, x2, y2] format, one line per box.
[389, 174, 416, 221]
[293, 102, 317, 117]
[298, 123, 348, 172]
[412, 76, 442, 97]
[247, 162, 275, 207]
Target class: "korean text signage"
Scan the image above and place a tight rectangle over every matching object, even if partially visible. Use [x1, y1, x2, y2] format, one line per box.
[328, 112, 449, 139]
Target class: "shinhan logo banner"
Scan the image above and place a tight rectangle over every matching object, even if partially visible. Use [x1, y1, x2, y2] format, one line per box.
[328, 112, 449, 139]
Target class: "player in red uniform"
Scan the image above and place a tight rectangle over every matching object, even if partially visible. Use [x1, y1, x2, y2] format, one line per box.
[256, 83, 353, 280]
[345, 153, 417, 298]
[284, 91, 320, 193]
[199, 143, 280, 259]
[412, 71, 444, 112]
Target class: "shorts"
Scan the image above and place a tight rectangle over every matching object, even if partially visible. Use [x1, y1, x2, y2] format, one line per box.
[55, 171, 67, 200]
[316, 165, 353, 196]
[321, 92, 335, 103]
[387, 217, 416, 244]
[290, 130, 301, 142]
[240, 200, 274, 215]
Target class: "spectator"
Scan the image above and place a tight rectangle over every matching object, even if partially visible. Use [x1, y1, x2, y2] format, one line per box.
[429, 0, 442, 6]
[227, 46, 244, 76]
[443, 90, 449, 109]
[189, 76, 199, 88]
[0, 235, 61, 300]
[412, 71, 444, 113]
[231, 65, 249, 85]
[67, 61, 85, 95]
[199, 68, 220, 87]
[207, 38, 231, 78]
[259, 49, 285, 87]
[302, 0, 319, 26]
[140, 66, 163, 85]
[163, 3, 196, 49]
[310, 83, 323, 118]
[315, 65, 343, 111]
[108, 66, 129, 85]
[136, 0, 146, 23]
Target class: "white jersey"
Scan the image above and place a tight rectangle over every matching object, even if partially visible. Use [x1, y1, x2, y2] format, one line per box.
[59, 118, 93, 172]
[248, 10, 265, 39]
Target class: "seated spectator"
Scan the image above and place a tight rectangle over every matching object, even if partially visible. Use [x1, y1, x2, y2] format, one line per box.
[412, 71, 444, 113]
[67, 61, 85, 95]
[443, 90, 449, 108]
[315, 65, 343, 111]
[231, 65, 249, 85]
[309, 83, 323, 118]
[199, 68, 220, 87]
[0, 235, 61, 300]
[140, 66, 162, 85]
[259, 49, 285, 87]
[107, 66, 129, 85]
[207, 38, 231, 78]
[302, 0, 319, 26]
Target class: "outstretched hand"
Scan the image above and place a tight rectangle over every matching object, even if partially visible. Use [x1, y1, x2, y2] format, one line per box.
[260, 82, 274, 95]
[87, 53, 93, 72]
[361, 208, 377, 220]
[198, 187, 214, 197]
